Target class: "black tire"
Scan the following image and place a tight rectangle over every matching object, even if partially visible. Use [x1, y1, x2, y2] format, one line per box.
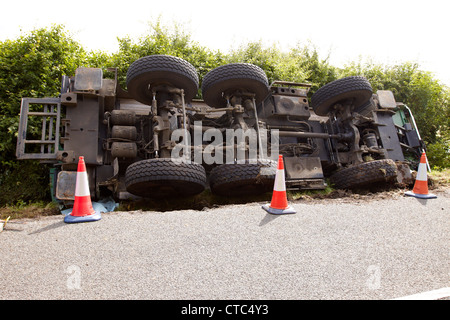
[126, 55, 199, 105]
[201, 63, 269, 108]
[330, 159, 398, 189]
[209, 160, 276, 196]
[311, 76, 373, 116]
[125, 158, 206, 198]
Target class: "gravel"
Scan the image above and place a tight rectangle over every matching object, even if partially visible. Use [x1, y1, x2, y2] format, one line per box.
[1, 189, 449, 300]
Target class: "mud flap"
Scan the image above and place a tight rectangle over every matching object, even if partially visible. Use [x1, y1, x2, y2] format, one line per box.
[284, 156, 327, 190]
[56, 171, 77, 201]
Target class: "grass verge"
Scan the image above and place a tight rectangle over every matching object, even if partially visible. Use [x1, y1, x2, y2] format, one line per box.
[429, 168, 450, 189]
[0, 201, 60, 220]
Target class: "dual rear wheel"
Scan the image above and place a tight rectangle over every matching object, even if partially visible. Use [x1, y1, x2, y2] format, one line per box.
[124, 57, 275, 198]
[123, 56, 397, 198]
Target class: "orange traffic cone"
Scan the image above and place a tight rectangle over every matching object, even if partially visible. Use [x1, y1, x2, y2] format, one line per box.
[405, 152, 437, 199]
[64, 156, 102, 223]
[262, 155, 296, 215]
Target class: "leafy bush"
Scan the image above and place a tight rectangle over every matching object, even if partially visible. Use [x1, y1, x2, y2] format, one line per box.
[1, 22, 449, 207]
[0, 25, 86, 205]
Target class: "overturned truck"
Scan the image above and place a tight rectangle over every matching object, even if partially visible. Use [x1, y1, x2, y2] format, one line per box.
[16, 55, 425, 204]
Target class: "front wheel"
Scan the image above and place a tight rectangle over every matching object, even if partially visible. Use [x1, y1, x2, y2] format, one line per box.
[330, 159, 398, 189]
[311, 76, 373, 116]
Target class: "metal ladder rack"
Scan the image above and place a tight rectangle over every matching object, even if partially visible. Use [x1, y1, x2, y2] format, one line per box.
[16, 97, 61, 160]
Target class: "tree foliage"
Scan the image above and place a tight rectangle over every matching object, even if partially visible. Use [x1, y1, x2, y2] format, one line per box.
[0, 23, 449, 205]
[0, 25, 85, 155]
[0, 25, 87, 205]
[104, 19, 227, 96]
[226, 41, 337, 93]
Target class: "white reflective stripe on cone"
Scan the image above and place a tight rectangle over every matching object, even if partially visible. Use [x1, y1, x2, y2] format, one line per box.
[75, 171, 90, 197]
[416, 163, 428, 181]
[274, 169, 286, 192]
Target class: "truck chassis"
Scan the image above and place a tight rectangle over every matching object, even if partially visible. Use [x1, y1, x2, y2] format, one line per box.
[16, 55, 424, 204]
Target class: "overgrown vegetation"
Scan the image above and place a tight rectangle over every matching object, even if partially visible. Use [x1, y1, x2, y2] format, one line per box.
[0, 22, 449, 208]
[0, 201, 59, 220]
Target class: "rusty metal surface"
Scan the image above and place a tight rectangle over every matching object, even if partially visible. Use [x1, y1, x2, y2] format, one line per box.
[284, 156, 324, 180]
[55, 171, 77, 200]
[377, 90, 397, 109]
[74, 67, 103, 91]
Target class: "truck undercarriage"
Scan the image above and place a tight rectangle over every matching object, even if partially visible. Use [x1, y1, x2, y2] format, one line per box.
[16, 55, 425, 205]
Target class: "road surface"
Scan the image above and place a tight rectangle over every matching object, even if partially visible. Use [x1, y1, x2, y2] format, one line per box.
[1, 189, 449, 302]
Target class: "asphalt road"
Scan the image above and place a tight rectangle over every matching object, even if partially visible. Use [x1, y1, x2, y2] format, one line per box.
[1, 189, 449, 301]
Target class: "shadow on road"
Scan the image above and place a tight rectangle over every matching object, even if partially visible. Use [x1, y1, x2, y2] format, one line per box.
[258, 213, 282, 226]
[28, 220, 66, 235]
